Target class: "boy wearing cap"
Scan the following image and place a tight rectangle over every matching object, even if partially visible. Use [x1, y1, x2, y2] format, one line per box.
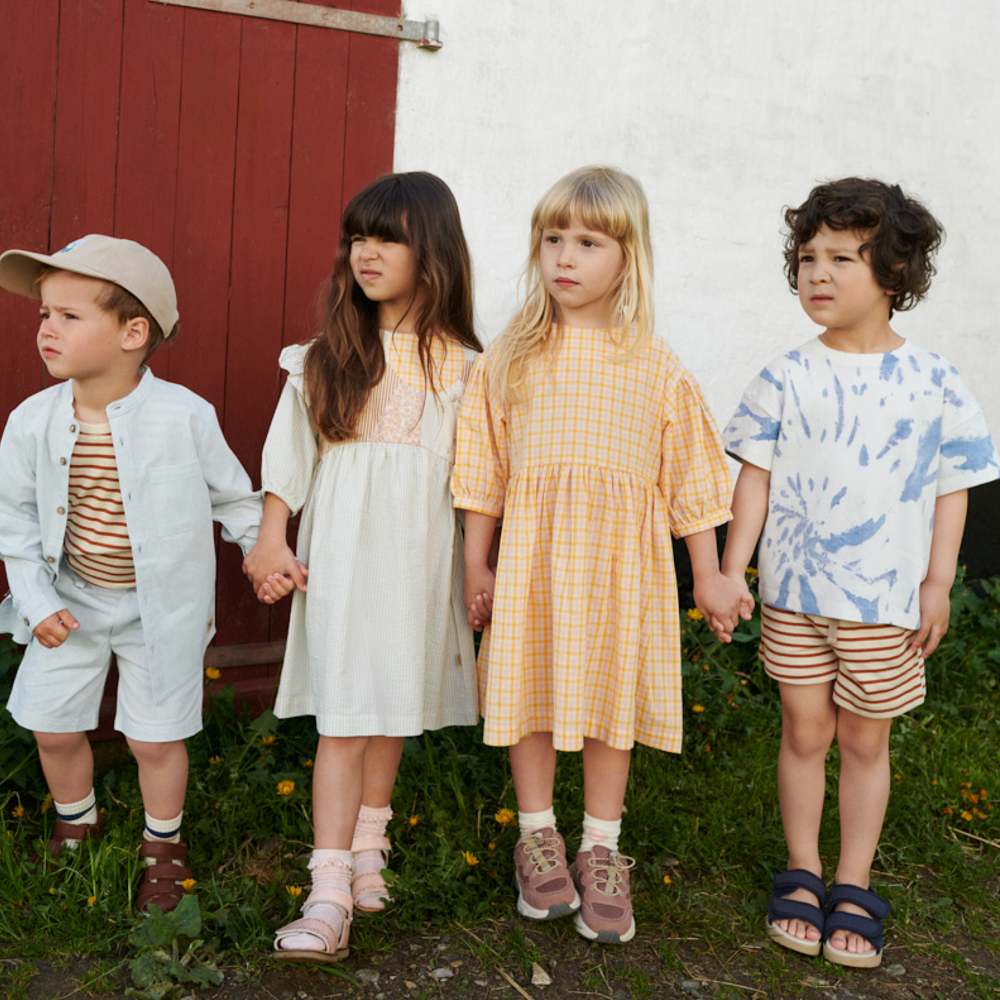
[0, 234, 261, 911]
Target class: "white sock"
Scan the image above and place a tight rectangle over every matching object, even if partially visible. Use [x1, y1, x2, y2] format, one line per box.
[518, 807, 557, 837]
[143, 810, 183, 844]
[54, 790, 97, 849]
[279, 849, 353, 952]
[579, 812, 621, 853]
[352, 804, 392, 879]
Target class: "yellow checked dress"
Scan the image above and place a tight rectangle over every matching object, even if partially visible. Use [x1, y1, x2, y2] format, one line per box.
[452, 328, 732, 752]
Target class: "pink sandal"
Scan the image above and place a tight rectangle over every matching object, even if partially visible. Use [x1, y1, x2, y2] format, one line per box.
[351, 829, 391, 913]
[273, 886, 352, 964]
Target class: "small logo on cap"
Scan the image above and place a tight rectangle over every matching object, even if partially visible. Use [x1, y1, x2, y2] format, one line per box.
[57, 238, 87, 254]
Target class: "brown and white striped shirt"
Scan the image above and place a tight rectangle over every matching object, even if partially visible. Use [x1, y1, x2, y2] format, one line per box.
[64, 422, 135, 588]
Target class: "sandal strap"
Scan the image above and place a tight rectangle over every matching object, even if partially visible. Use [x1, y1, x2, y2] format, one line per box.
[351, 834, 390, 853]
[352, 871, 387, 893]
[275, 915, 349, 954]
[824, 911, 884, 952]
[302, 887, 353, 914]
[772, 868, 826, 904]
[138, 839, 188, 863]
[48, 817, 102, 856]
[143, 861, 193, 882]
[827, 883, 890, 920]
[768, 897, 825, 932]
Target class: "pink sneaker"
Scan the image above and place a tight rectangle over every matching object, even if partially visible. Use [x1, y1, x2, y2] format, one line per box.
[572, 846, 636, 943]
[513, 828, 581, 920]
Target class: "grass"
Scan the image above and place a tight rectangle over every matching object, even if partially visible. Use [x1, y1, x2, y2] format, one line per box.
[0, 572, 998, 997]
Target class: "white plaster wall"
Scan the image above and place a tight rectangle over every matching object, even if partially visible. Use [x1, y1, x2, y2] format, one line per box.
[394, 0, 1000, 433]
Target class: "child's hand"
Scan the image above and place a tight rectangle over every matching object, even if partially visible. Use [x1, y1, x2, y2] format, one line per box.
[257, 572, 297, 605]
[695, 571, 752, 644]
[242, 540, 307, 595]
[464, 564, 496, 630]
[909, 579, 951, 658]
[33, 608, 80, 649]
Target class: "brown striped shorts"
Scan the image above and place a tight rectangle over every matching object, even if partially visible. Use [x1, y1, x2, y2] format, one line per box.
[760, 605, 926, 719]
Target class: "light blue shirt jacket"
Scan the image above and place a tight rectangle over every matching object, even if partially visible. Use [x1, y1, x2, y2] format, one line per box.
[0, 369, 262, 702]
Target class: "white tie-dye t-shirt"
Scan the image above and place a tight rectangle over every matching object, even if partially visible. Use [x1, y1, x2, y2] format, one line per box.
[724, 337, 999, 628]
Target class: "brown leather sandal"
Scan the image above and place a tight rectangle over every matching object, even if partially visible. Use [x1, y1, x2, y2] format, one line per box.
[136, 840, 194, 913]
[48, 814, 102, 857]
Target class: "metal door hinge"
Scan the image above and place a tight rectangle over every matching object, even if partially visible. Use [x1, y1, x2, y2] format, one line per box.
[149, 0, 442, 49]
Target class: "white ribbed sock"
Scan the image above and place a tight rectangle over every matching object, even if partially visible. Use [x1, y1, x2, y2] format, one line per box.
[518, 807, 557, 837]
[54, 790, 98, 850]
[143, 810, 183, 844]
[352, 804, 392, 879]
[579, 812, 621, 853]
[279, 849, 353, 952]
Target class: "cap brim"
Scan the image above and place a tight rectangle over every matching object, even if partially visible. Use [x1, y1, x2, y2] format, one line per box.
[0, 248, 112, 300]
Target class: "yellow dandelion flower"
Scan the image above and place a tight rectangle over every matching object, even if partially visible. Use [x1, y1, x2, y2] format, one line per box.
[286, 885, 303, 897]
[463, 851, 479, 867]
[41, 794, 53, 814]
[488, 842, 497, 851]
[303, 758, 314, 769]
[686, 608, 704, 622]
[86, 895, 96, 907]
[980, 789, 989, 801]
[48, 887, 56, 895]
[691, 704, 705, 714]
[960, 810, 973, 822]
[894, 773, 902, 782]
[181, 878, 197, 892]
[276, 780, 295, 797]
[260, 734, 277, 746]
[494, 808, 516, 826]
[204, 666, 221, 681]
[662, 874, 673, 886]
[931, 778, 938, 786]
[208, 755, 223, 765]
[942, 806, 953, 816]
[973, 808, 987, 820]
[408, 814, 420, 827]
[12, 804, 25, 818]
[745, 567, 759, 578]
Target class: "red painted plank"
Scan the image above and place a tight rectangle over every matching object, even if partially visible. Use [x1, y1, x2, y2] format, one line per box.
[49, 0, 124, 247]
[114, 0, 185, 314]
[281, 1, 351, 350]
[165, 8, 241, 403]
[342, 0, 400, 199]
[0, 1, 59, 413]
[216, 15, 297, 646]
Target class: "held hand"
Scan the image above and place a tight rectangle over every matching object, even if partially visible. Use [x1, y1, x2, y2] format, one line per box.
[464, 563, 496, 630]
[909, 579, 951, 658]
[33, 608, 80, 649]
[257, 572, 297, 605]
[242, 540, 308, 594]
[694, 571, 751, 644]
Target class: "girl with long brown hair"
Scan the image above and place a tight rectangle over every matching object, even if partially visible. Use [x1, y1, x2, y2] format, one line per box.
[244, 172, 483, 962]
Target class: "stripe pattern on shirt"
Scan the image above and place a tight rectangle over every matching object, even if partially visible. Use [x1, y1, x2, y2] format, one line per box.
[760, 604, 926, 719]
[65, 422, 136, 588]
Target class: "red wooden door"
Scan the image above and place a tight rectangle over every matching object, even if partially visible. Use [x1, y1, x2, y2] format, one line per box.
[0, 0, 400, 721]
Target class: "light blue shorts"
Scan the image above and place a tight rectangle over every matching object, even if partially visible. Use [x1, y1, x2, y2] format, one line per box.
[7, 567, 202, 742]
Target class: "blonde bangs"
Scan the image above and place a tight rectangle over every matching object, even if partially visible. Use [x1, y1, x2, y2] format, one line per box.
[489, 166, 655, 406]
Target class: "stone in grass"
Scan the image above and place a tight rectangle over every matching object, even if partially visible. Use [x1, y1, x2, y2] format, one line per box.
[430, 967, 455, 981]
[531, 963, 553, 986]
[884, 963, 907, 977]
[356, 968, 380, 987]
[681, 981, 704, 995]
[404, 982, 418, 990]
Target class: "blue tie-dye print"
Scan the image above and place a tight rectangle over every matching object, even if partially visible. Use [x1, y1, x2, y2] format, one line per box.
[725, 338, 998, 629]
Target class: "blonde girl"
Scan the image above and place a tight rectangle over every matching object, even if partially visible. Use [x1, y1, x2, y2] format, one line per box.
[244, 172, 483, 962]
[452, 166, 747, 943]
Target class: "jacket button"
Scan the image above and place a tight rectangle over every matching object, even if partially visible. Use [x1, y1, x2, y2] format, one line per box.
[46, 556, 55, 563]
[57, 506, 65, 515]
[69, 424, 77, 432]
[23, 617, 29, 626]
[59, 457, 67, 465]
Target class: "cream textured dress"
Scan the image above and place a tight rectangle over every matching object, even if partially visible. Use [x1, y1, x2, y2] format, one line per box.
[452, 328, 732, 753]
[262, 332, 479, 736]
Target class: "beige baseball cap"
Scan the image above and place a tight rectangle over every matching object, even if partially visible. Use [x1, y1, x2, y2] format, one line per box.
[0, 234, 179, 338]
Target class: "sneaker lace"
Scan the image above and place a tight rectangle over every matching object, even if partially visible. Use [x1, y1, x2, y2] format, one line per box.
[521, 833, 563, 874]
[586, 851, 636, 897]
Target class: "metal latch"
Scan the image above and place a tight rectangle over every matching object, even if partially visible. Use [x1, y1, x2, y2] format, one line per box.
[149, 0, 442, 50]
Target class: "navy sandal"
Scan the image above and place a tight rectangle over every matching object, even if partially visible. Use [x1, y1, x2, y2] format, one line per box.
[823, 883, 890, 968]
[766, 869, 826, 956]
